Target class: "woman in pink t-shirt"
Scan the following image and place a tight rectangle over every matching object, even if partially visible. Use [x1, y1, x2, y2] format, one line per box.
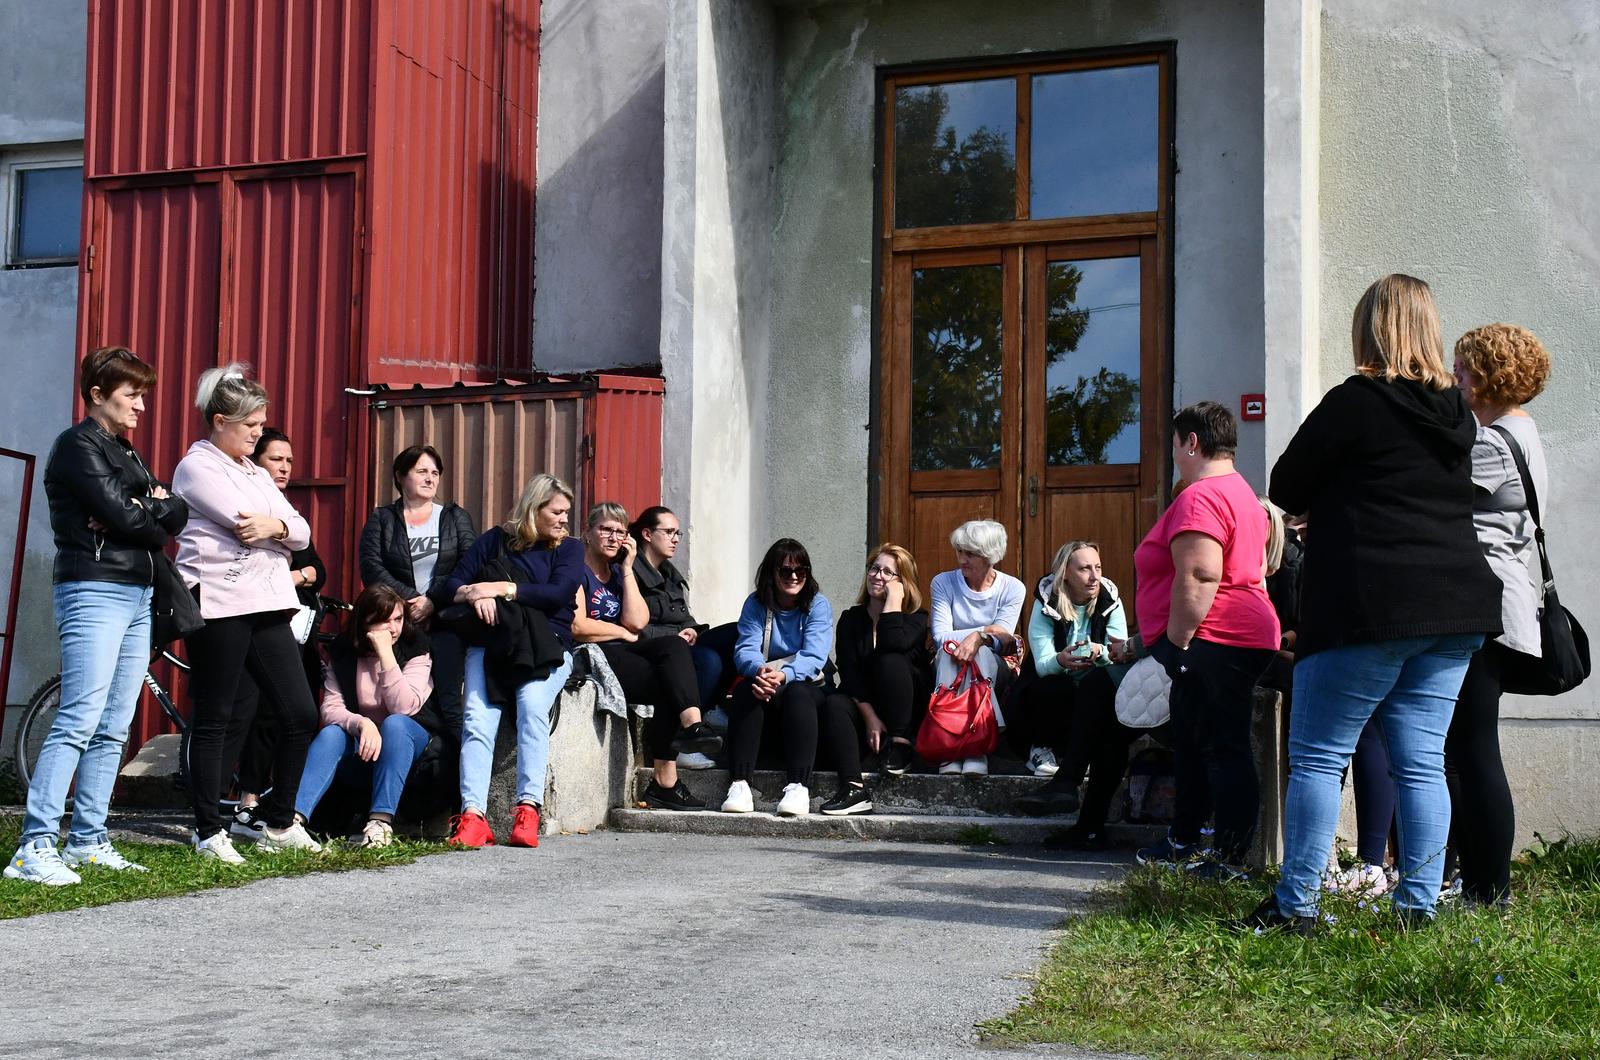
[1132, 401, 1280, 875]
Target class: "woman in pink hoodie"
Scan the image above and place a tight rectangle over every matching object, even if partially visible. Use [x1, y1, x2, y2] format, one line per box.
[173, 365, 321, 863]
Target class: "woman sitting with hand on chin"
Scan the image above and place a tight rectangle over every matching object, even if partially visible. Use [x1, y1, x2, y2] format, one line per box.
[572, 502, 721, 812]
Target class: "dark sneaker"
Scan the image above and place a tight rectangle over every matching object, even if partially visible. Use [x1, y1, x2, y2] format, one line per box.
[1229, 896, 1317, 938]
[670, 722, 723, 757]
[1014, 777, 1082, 816]
[1184, 854, 1249, 882]
[883, 741, 913, 777]
[229, 806, 268, 843]
[820, 785, 873, 816]
[644, 779, 706, 812]
[1041, 823, 1110, 852]
[1135, 834, 1199, 868]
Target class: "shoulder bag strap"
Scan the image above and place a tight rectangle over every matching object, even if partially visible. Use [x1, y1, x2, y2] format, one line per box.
[762, 608, 774, 660]
[1487, 424, 1554, 587]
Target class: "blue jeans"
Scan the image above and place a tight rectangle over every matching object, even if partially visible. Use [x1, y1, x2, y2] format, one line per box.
[293, 715, 432, 820]
[1276, 633, 1482, 918]
[22, 581, 153, 846]
[691, 622, 739, 704]
[459, 647, 572, 812]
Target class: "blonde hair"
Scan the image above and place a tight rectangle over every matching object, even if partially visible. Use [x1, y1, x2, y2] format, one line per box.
[854, 542, 924, 612]
[195, 363, 269, 425]
[502, 473, 574, 551]
[1259, 497, 1285, 577]
[1454, 323, 1551, 407]
[1048, 540, 1102, 616]
[1351, 274, 1453, 390]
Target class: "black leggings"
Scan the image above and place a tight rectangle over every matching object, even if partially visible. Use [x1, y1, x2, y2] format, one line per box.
[1350, 715, 1396, 866]
[1015, 669, 1136, 831]
[727, 679, 824, 785]
[185, 610, 317, 837]
[1153, 636, 1273, 864]
[598, 636, 700, 762]
[1444, 643, 1513, 901]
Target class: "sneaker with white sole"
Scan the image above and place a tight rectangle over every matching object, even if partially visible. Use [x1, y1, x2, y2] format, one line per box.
[193, 830, 247, 865]
[704, 706, 731, 733]
[938, 760, 962, 775]
[256, 820, 324, 854]
[1026, 746, 1060, 777]
[62, 840, 147, 873]
[5, 839, 82, 886]
[720, 779, 754, 813]
[821, 784, 873, 816]
[230, 805, 268, 843]
[348, 819, 394, 849]
[676, 751, 716, 770]
[777, 782, 811, 817]
[962, 756, 989, 776]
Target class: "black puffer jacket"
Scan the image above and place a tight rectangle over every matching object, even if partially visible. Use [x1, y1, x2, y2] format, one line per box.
[632, 554, 699, 638]
[359, 500, 476, 606]
[47, 418, 188, 586]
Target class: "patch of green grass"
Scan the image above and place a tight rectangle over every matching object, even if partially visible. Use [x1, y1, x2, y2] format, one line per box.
[955, 824, 1007, 846]
[0, 819, 452, 920]
[985, 834, 1600, 1059]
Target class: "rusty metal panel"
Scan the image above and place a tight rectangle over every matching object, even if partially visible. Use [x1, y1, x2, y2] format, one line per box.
[85, 0, 372, 178]
[364, 0, 539, 385]
[587, 375, 666, 524]
[368, 384, 584, 541]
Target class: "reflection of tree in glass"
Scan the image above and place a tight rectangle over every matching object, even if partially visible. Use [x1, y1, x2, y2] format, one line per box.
[912, 266, 1003, 470]
[894, 85, 1016, 229]
[1046, 263, 1140, 465]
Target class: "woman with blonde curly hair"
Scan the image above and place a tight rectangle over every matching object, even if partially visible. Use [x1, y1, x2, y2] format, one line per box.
[1446, 323, 1553, 905]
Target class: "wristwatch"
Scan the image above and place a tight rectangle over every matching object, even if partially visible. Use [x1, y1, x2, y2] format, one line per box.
[502, 585, 517, 602]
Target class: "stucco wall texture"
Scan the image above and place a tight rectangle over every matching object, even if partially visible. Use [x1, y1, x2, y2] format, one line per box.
[1318, 1, 1600, 842]
[766, 0, 1266, 606]
[0, 1, 87, 704]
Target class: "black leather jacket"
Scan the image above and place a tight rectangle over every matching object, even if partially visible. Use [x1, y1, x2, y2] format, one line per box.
[359, 499, 477, 606]
[47, 418, 189, 586]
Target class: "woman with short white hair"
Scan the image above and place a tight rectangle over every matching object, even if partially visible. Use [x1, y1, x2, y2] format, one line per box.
[928, 519, 1026, 775]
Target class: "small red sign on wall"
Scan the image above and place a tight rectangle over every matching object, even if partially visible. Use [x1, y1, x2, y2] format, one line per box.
[1241, 394, 1266, 421]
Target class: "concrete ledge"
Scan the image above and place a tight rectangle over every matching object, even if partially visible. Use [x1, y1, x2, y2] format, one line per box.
[609, 806, 1164, 847]
[647, 767, 1067, 817]
[487, 682, 636, 839]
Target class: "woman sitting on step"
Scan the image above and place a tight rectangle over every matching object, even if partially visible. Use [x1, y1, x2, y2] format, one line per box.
[818, 543, 932, 815]
[721, 539, 834, 818]
[572, 502, 722, 813]
[293, 585, 440, 848]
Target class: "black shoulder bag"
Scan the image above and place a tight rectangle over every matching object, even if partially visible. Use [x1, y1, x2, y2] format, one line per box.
[1487, 424, 1589, 696]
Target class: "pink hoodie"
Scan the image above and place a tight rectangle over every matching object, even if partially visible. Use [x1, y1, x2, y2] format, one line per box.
[319, 653, 434, 733]
[173, 439, 311, 620]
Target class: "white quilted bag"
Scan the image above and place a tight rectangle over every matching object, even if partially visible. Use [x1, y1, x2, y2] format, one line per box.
[1115, 654, 1172, 729]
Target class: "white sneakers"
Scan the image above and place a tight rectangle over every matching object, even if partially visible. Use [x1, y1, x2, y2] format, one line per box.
[720, 780, 754, 813]
[63, 840, 147, 873]
[5, 840, 83, 886]
[677, 751, 716, 770]
[962, 757, 989, 776]
[777, 783, 811, 817]
[349, 819, 394, 849]
[938, 760, 962, 775]
[193, 830, 247, 865]
[257, 820, 324, 854]
[1027, 746, 1060, 777]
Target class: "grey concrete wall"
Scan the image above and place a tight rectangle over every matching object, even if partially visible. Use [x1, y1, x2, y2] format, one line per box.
[0, 0, 86, 704]
[1317, 0, 1600, 843]
[764, 0, 1265, 606]
[533, 0, 667, 372]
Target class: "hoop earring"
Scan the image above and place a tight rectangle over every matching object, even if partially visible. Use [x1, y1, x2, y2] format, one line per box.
[1186, 449, 1196, 457]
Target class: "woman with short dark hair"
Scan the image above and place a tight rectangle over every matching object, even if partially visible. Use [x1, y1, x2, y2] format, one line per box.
[720, 539, 834, 818]
[7, 347, 187, 885]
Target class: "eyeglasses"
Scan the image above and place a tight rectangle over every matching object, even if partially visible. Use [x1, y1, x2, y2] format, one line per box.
[595, 527, 629, 540]
[649, 527, 683, 540]
[778, 565, 810, 580]
[866, 564, 898, 579]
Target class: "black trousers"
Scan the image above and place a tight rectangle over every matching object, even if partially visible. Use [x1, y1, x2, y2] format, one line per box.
[1153, 636, 1273, 863]
[598, 636, 700, 762]
[185, 610, 317, 837]
[1444, 643, 1513, 901]
[1015, 669, 1136, 831]
[818, 653, 929, 785]
[236, 639, 324, 795]
[727, 679, 825, 785]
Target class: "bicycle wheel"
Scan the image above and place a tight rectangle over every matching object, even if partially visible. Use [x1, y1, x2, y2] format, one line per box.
[14, 675, 63, 794]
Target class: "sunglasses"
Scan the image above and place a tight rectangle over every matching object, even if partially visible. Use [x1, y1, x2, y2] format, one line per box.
[777, 565, 810, 580]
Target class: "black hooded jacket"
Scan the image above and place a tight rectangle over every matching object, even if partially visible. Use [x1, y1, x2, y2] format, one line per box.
[1268, 374, 1502, 658]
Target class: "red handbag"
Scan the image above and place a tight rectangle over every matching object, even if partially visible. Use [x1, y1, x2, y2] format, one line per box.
[915, 643, 1000, 763]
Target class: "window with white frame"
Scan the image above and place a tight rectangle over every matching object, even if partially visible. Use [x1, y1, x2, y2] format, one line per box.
[2, 144, 84, 268]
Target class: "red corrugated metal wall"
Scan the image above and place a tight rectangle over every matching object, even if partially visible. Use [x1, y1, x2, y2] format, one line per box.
[365, 0, 539, 385]
[588, 375, 666, 522]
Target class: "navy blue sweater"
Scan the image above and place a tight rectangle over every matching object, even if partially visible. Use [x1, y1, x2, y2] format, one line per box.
[443, 528, 585, 647]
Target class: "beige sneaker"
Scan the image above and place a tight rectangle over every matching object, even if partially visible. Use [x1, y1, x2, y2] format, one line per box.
[348, 819, 394, 849]
[257, 820, 324, 854]
[193, 831, 247, 865]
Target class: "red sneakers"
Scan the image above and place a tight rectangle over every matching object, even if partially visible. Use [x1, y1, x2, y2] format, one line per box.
[447, 811, 495, 848]
[508, 804, 541, 848]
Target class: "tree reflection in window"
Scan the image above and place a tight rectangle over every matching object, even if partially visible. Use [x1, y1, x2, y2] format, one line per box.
[894, 80, 1016, 229]
[1045, 259, 1141, 466]
[911, 265, 1003, 470]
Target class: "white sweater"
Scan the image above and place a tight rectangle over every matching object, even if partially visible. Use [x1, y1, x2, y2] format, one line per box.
[929, 568, 1026, 648]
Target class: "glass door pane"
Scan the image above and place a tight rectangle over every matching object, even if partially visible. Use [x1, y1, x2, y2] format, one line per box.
[911, 264, 1005, 470]
[1044, 256, 1141, 465]
[1030, 65, 1159, 218]
[894, 79, 1017, 229]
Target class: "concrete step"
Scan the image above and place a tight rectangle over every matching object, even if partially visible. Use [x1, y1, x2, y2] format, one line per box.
[608, 806, 1164, 847]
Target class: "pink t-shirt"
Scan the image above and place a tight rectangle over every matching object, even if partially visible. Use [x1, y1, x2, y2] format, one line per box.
[1133, 472, 1280, 650]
